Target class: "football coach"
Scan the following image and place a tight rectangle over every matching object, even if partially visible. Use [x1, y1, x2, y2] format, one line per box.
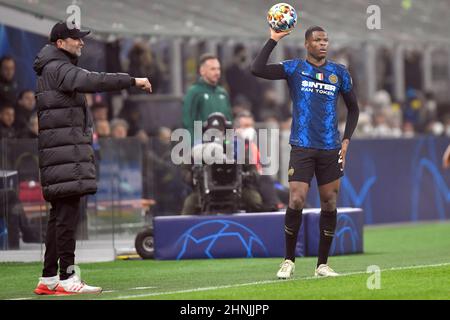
[33, 21, 152, 295]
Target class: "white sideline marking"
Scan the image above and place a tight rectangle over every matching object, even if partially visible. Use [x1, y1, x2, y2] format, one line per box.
[114, 262, 450, 300]
[8, 262, 450, 300]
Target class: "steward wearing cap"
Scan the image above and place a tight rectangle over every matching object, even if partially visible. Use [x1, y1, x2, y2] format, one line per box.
[182, 54, 232, 144]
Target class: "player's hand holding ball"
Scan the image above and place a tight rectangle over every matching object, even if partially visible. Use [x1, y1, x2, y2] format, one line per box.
[270, 28, 292, 42]
[267, 3, 297, 41]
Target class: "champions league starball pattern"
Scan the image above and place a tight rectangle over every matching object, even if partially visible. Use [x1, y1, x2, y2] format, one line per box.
[267, 3, 298, 32]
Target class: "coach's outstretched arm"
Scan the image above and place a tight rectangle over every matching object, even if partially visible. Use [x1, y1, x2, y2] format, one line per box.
[251, 29, 290, 80]
[56, 62, 152, 93]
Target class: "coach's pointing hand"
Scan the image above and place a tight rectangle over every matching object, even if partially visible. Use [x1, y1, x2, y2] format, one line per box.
[135, 78, 152, 93]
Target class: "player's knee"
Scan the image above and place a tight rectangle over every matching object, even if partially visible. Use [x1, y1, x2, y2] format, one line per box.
[321, 198, 337, 211]
[289, 194, 306, 210]
[320, 192, 337, 211]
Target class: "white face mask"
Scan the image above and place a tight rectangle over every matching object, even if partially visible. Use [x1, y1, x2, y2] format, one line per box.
[239, 127, 257, 141]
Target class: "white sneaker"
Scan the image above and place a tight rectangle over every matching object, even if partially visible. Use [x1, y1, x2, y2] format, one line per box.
[277, 259, 295, 279]
[56, 274, 102, 295]
[34, 275, 59, 295]
[315, 264, 339, 277]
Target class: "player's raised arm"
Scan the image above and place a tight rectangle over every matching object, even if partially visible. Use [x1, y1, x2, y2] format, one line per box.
[250, 28, 290, 80]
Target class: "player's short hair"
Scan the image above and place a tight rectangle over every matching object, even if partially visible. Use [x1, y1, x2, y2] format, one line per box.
[199, 53, 218, 67]
[305, 26, 326, 40]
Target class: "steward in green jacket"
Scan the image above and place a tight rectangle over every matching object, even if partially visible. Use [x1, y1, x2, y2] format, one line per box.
[182, 54, 232, 144]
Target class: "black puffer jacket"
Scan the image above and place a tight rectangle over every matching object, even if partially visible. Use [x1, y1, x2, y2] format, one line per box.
[34, 44, 134, 201]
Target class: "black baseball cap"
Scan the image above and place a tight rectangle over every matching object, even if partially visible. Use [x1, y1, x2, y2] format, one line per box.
[49, 21, 90, 42]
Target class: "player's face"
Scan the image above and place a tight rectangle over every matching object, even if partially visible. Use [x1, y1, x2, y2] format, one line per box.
[305, 31, 329, 60]
[200, 59, 221, 86]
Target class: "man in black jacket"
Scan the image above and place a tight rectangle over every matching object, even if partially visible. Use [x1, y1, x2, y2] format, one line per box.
[33, 22, 152, 296]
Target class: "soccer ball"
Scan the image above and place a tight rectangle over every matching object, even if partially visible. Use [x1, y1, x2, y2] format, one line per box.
[267, 3, 298, 32]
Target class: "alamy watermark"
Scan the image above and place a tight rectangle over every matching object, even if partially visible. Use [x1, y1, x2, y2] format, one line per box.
[67, 264, 82, 279]
[366, 265, 381, 290]
[171, 121, 280, 176]
[366, 5, 382, 30]
[66, 4, 81, 30]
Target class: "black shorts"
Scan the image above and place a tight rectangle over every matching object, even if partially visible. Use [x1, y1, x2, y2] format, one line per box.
[288, 146, 343, 186]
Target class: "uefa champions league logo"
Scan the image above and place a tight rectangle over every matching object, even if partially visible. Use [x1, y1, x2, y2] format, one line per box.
[330, 214, 360, 255]
[175, 220, 269, 260]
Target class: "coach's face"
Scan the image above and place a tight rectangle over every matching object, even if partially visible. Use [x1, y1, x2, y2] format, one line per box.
[57, 37, 84, 57]
[305, 31, 328, 60]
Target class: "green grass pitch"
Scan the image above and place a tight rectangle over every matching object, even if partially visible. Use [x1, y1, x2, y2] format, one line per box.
[1, 221, 449, 300]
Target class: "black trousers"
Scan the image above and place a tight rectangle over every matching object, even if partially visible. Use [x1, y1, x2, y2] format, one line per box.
[42, 196, 81, 280]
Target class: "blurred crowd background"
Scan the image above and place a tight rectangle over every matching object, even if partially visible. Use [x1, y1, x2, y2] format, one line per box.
[0, 0, 449, 251]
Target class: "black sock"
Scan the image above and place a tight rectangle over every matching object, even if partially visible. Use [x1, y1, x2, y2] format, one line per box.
[317, 209, 337, 267]
[284, 207, 303, 262]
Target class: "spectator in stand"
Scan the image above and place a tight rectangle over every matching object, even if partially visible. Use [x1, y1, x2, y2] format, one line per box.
[14, 90, 36, 131]
[402, 121, 416, 138]
[95, 119, 111, 138]
[0, 56, 18, 106]
[259, 87, 286, 122]
[18, 112, 39, 138]
[225, 44, 261, 116]
[127, 41, 162, 94]
[0, 104, 16, 138]
[231, 95, 252, 118]
[90, 102, 109, 121]
[111, 118, 129, 139]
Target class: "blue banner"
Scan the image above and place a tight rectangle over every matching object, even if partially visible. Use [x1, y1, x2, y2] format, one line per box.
[154, 209, 363, 260]
[307, 137, 450, 224]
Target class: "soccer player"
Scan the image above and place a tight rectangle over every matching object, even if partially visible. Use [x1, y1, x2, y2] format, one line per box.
[251, 26, 359, 278]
